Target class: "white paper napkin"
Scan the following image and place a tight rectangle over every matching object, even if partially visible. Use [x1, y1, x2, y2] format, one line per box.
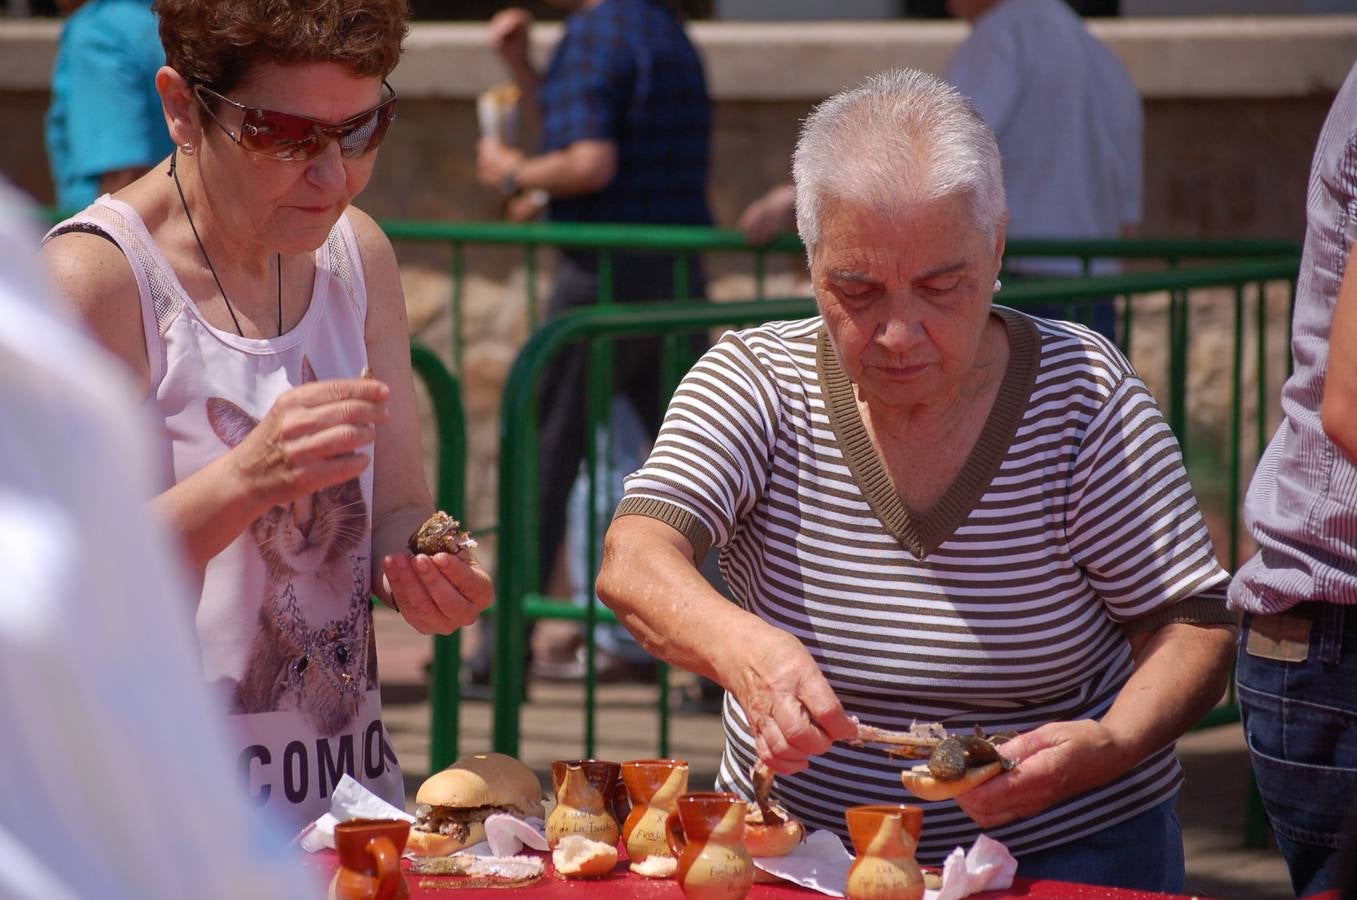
[752, 829, 1017, 899]
[466, 814, 549, 857]
[297, 775, 414, 853]
[753, 830, 853, 896]
[295, 775, 548, 858]
[929, 835, 1017, 900]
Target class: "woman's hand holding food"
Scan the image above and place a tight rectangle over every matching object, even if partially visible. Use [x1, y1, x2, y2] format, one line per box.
[955, 719, 1129, 828]
[381, 543, 493, 635]
[718, 625, 858, 775]
[227, 377, 389, 514]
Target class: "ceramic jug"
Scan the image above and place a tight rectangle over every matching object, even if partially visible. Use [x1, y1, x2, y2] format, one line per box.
[546, 758, 622, 848]
[328, 818, 410, 900]
[665, 791, 754, 900]
[845, 804, 925, 900]
[621, 758, 689, 864]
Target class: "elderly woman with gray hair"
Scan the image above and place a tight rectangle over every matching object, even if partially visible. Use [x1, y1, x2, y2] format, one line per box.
[597, 68, 1236, 890]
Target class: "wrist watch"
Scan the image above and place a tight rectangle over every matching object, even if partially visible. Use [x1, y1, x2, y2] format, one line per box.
[500, 168, 521, 198]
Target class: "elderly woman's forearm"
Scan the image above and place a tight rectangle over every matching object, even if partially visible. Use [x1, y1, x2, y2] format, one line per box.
[1098, 623, 1236, 775]
[597, 519, 758, 683]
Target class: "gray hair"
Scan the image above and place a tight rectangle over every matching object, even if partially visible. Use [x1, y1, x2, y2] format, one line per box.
[792, 68, 1006, 257]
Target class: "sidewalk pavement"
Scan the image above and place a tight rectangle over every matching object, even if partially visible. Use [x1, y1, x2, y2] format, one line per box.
[374, 608, 1294, 899]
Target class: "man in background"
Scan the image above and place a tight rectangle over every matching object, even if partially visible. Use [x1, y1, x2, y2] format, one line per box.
[472, 0, 712, 691]
[945, 0, 1142, 339]
[45, 0, 173, 211]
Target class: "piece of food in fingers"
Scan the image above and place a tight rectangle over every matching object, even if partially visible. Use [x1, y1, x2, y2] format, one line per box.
[408, 510, 478, 557]
[359, 365, 376, 380]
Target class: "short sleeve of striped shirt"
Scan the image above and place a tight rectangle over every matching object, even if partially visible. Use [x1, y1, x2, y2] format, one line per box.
[1066, 371, 1231, 623]
[616, 331, 781, 559]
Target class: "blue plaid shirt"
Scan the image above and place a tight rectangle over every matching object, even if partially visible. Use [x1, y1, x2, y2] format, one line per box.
[539, 0, 712, 226]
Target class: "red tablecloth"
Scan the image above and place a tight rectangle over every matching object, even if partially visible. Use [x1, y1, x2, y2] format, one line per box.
[306, 850, 1197, 899]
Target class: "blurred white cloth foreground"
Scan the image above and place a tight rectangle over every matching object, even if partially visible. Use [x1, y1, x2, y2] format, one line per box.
[0, 180, 318, 899]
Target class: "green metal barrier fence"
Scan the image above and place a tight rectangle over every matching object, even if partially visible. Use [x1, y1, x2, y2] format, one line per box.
[484, 257, 1300, 766]
[378, 218, 1299, 375]
[408, 341, 469, 772]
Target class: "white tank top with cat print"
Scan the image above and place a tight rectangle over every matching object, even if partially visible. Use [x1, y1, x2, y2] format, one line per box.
[47, 197, 405, 833]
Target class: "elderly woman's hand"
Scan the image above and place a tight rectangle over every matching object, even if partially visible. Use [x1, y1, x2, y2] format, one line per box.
[225, 377, 388, 512]
[381, 548, 494, 635]
[720, 625, 859, 775]
[954, 719, 1131, 828]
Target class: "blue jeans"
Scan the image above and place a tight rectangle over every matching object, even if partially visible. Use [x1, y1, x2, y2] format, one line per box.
[1015, 798, 1184, 892]
[1238, 603, 1357, 898]
[566, 395, 652, 663]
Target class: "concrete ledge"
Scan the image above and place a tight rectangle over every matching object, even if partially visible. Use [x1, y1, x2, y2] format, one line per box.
[2, 16, 1355, 99]
[0, 20, 59, 92]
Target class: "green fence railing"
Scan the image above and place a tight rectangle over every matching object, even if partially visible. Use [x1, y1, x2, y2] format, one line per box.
[484, 257, 1300, 763]
[408, 341, 469, 772]
[378, 218, 1299, 376]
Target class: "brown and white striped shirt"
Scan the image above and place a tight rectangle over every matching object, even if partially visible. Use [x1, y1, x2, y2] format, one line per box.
[615, 307, 1233, 862]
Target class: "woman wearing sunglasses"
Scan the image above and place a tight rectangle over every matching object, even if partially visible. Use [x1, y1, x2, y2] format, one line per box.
[40, 0, 493, 832]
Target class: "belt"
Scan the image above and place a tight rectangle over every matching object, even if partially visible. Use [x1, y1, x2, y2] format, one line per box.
[1246, 602, 1346, 667]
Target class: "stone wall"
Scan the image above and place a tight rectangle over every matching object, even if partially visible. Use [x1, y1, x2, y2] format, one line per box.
[4, 17, 1355, 236]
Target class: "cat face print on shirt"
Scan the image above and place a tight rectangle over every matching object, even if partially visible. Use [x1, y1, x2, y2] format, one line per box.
[206, 356, 376, 736]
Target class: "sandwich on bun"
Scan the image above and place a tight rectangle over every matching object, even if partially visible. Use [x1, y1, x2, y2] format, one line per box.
[899, 760, 1007, 801]
[898, 729, 1014, 801]
[409, 752, 545, 856]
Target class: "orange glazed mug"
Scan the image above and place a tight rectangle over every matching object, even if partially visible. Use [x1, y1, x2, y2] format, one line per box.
[328, 817, 410, 900]
[546, 759, 623, 848]
[665, 791, 754, 900]
[845, 804, 925, 900]
[621, 758, 690, 863]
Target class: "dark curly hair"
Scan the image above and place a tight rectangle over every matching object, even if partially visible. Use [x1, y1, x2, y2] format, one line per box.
[153, 0, 409, 93]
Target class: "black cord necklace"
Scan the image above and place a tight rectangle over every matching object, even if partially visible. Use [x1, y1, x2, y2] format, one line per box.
[170, 148, 282, 338]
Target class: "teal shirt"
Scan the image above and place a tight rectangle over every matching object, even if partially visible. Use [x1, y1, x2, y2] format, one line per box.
[45, 0, 173, 211]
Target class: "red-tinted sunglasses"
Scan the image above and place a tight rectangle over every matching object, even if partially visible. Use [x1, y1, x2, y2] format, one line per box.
[193, 81, 397, 162]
